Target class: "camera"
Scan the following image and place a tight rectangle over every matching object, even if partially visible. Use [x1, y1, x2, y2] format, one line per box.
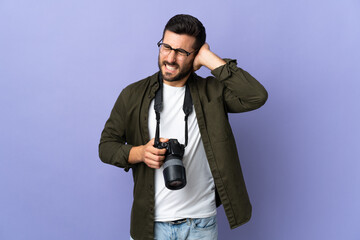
[154, 139, 186, 190]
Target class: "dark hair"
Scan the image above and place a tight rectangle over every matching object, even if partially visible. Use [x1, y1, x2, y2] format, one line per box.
[163, 14, 206, 50]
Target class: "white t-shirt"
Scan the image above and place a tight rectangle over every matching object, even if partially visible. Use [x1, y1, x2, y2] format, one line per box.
[148, 83, 216, 222]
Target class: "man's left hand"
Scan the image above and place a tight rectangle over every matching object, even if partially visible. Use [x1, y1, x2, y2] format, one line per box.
[193, 43, 226, 71]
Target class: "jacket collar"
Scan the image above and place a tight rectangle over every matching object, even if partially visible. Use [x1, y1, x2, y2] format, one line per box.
[148, 72, 160, 99]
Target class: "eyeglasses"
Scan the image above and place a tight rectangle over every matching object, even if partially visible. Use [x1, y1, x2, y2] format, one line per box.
[157, 40, 196, 59]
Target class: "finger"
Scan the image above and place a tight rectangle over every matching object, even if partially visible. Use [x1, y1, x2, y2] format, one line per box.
[145, 158, 163, 169]
[146, 162, 160, 169]
[147, 145, 167, 155]
[144, 151, 166, 162]
[160, 138, 169, 142]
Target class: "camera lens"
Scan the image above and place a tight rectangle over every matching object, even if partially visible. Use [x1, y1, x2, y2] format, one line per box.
[163, 157, 186, 190]
[169, 180, 182, 187]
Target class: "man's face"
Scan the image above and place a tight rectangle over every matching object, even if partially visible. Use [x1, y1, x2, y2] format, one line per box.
[158, 30, 196, 85]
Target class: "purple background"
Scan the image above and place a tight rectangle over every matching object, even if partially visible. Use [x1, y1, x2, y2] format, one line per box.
[1, 0, 359, 239]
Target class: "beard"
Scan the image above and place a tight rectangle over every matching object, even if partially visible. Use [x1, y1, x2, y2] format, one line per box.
[158, 56, 193, 82]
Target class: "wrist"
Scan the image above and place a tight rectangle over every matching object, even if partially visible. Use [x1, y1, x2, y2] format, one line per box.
[128, 145, 144, 164]
[200, 50, 226, 71]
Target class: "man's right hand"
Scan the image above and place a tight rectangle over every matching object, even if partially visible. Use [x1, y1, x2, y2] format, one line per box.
[128, 138, 168, 169]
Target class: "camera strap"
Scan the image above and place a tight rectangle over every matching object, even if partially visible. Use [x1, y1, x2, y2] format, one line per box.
[154, 73, 193, 147]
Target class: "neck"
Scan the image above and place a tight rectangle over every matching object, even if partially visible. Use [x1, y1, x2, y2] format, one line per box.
[163, 73, 191, 87]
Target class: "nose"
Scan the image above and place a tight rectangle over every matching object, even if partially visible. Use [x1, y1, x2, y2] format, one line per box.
[166, 49, 177, 63]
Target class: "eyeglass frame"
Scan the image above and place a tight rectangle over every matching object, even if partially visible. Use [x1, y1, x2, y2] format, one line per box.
[157, 39, 197, 57]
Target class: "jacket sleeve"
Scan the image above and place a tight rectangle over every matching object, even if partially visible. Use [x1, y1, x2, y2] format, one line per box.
[98, 90, 134, 172]
[211, 59, 268, 113]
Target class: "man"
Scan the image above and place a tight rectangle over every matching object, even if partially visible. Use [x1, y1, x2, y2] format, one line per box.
[99, 14, 267, 240]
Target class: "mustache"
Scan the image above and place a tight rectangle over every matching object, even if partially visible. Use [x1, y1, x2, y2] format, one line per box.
[163, 61, 179, 68]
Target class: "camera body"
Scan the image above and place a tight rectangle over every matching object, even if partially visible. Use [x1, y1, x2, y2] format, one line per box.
[155, 139, 186, 190]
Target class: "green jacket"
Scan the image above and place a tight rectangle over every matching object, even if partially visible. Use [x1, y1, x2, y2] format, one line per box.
[99, 59, 268, 240]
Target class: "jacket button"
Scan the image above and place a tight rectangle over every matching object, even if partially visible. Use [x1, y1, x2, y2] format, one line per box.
[149, 184, 153, 189]
[150, 207, 153, 212]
